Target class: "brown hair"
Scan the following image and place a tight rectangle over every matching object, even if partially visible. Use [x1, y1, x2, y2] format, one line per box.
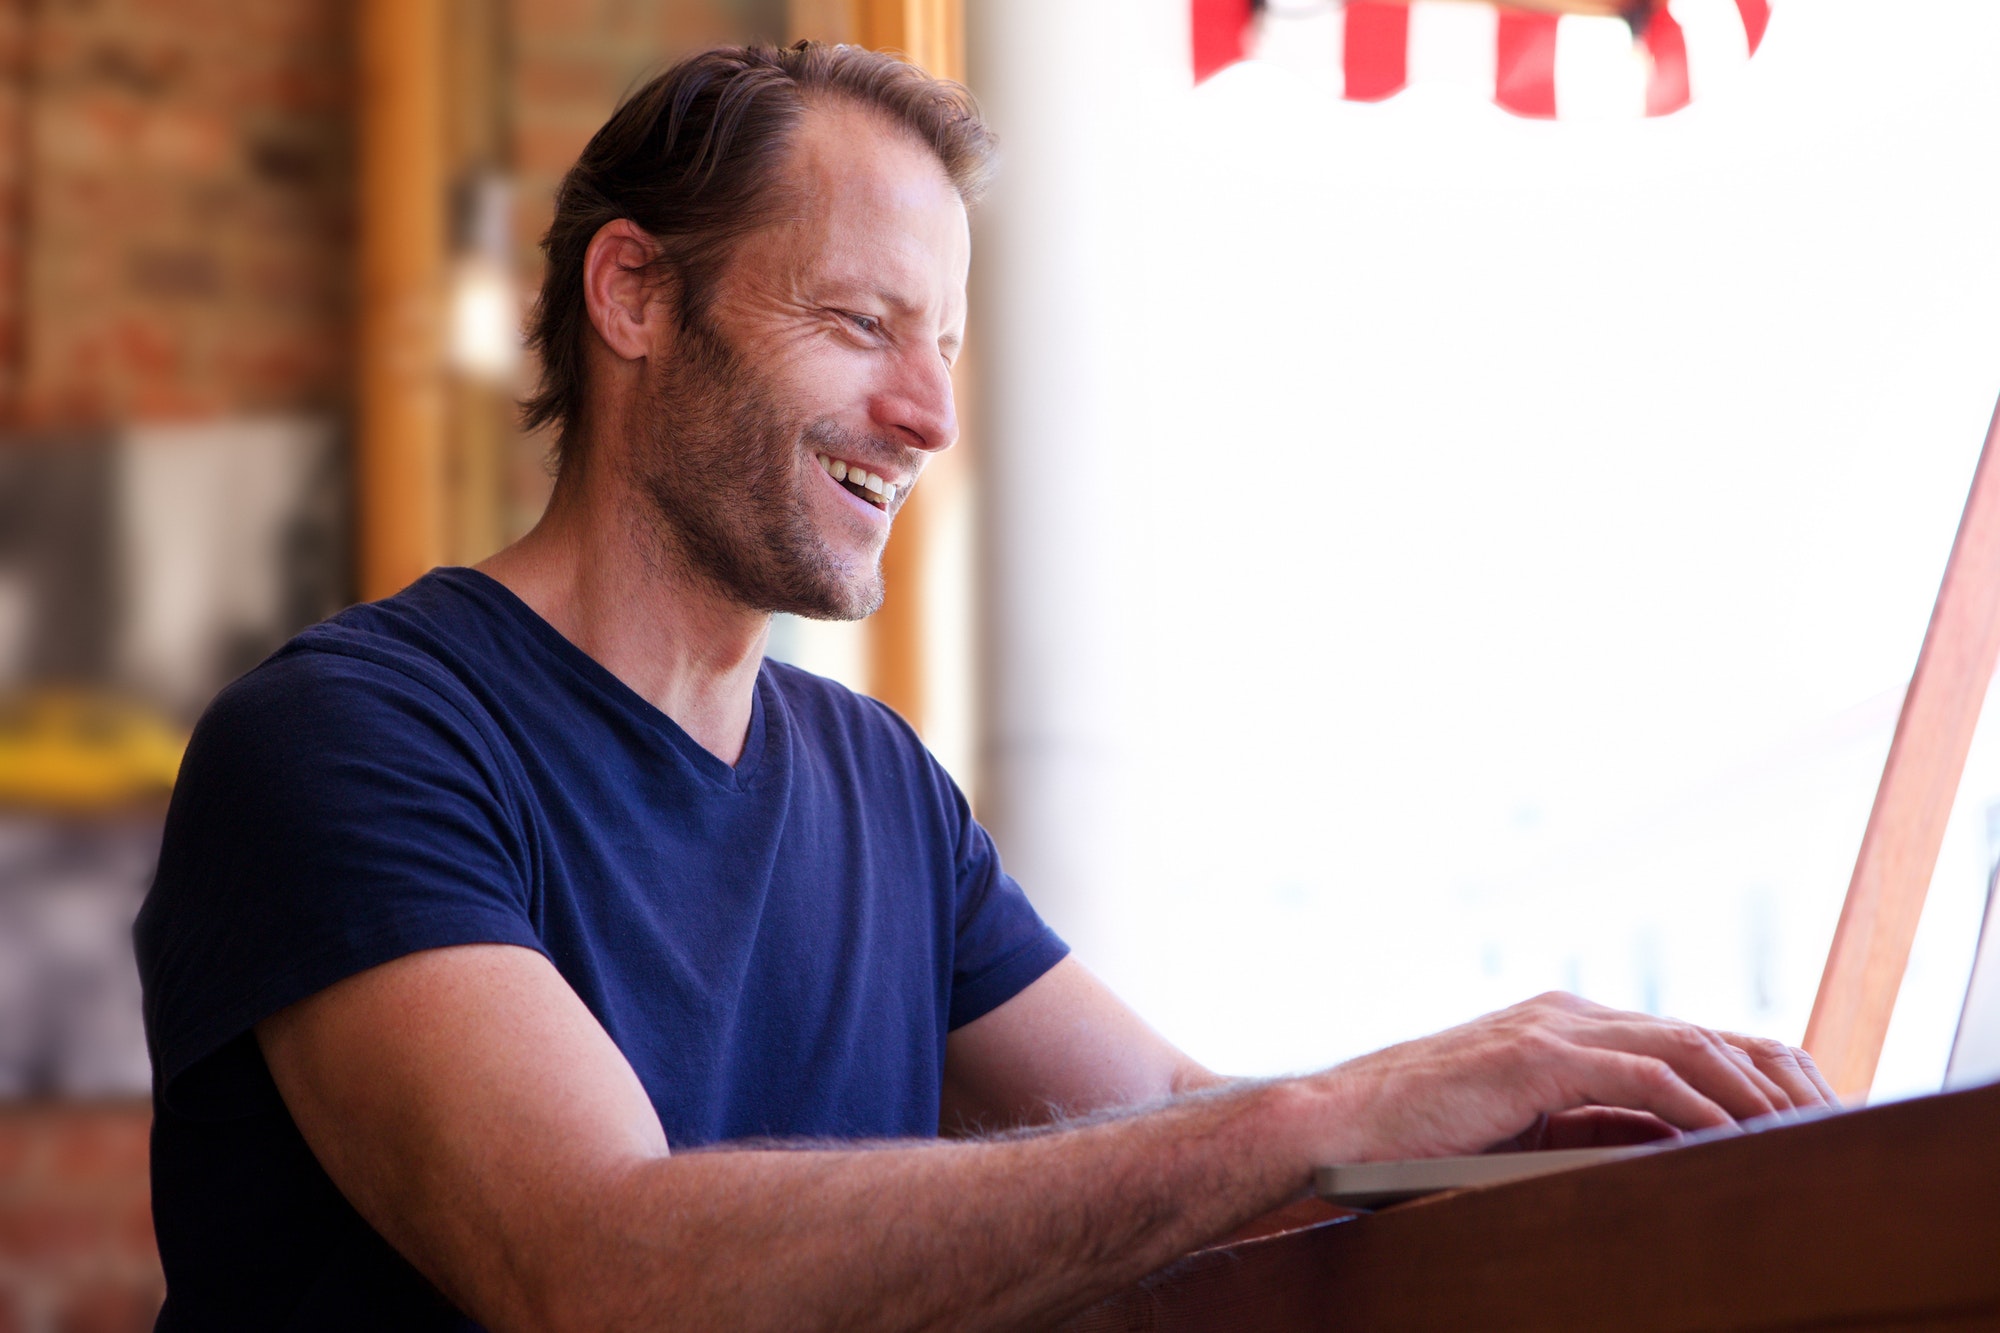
[521, 41, 997, 462]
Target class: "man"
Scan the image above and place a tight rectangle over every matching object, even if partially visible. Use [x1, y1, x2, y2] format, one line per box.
[136, 42, 1834, 1330]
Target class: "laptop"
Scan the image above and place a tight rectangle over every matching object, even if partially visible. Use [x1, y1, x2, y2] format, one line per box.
[1318, 871, 2000, 1210]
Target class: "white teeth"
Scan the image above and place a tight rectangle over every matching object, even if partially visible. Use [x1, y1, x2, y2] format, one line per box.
[816, 453, 897, 506]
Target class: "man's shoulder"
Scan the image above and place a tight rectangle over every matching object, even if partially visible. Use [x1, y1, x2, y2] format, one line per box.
[762, 657, 924, 753]
[286, 566, 508, 687]
[192, 571, 512, 773]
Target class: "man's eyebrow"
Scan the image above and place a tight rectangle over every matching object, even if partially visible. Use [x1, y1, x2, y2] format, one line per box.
[869, 286, 925, 317]
[881, 289, 969, 345]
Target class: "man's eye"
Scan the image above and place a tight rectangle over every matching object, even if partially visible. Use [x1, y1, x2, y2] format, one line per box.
[844, 312, 881, 335]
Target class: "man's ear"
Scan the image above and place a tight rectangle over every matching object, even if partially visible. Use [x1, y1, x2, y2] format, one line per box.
[582, 219, 673, 361]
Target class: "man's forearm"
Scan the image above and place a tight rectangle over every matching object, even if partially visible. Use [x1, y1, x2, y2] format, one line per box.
[266, 950, 1837, 1332]
[482, 1079, 1317, 1333]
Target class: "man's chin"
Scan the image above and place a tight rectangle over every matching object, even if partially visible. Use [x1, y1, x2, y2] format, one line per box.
[788, 579, 884, 623]
[762, 562, 884, 622]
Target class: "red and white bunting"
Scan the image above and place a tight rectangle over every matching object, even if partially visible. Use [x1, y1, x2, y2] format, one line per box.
[1193, 0, 1771, 120]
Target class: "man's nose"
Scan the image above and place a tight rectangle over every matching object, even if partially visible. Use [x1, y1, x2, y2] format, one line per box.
[873, 346, 959, 454]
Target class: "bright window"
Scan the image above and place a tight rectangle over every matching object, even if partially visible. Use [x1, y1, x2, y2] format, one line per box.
[1084, 0, 2000, 1098]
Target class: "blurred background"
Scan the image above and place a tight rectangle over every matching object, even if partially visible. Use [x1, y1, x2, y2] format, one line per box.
[0, 0, 1997, 1325]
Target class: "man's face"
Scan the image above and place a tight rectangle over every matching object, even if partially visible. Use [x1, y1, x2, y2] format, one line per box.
[632, 101, 971, 621]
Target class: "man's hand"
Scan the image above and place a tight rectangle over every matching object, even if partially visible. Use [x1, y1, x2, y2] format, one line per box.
[1292, 991, 1838, 1165]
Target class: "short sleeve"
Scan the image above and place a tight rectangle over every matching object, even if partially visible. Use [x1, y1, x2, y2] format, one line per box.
[942, 781, 1069, 1030]
[135, 645, 545, 1115]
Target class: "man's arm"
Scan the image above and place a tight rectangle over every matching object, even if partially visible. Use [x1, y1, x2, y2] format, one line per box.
[258, 943, 1830, 1332]
[939, 956, 1224, 1133]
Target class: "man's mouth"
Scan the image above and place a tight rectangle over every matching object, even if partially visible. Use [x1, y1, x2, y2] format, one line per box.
[815, 453, 899, 510]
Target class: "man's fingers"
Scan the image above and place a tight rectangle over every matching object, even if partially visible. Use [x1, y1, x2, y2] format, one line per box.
[1534, 1106, 1679, 1149]
[1578, 1021, 1781, 1123]
[1795, 1047, 1841, 1107]
[1721, 1033, 1838, 1110]
[1722, 1042, 1796, 1112]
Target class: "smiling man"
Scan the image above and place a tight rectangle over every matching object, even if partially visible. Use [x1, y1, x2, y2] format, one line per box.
[134, 42, 1834, 1331]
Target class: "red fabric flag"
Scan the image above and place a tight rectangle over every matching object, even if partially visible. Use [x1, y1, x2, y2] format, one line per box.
[1495, 11, 1560, 119]
[1645, 8, 1692, 117]
[1343, 2, 1412, 103]
[1193, 0, 1255, 83]
[1736, 0, 1772, 54]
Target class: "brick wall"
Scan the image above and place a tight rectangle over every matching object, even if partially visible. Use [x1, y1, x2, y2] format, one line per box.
[0, 1103, 160, 1333]
[2, 0, 351, 427]
[0, 3, 347, 1323]
[0, 10, 789, 1330]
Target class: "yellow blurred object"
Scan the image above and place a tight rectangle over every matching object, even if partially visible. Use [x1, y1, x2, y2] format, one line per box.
[0, 690, 188, 812]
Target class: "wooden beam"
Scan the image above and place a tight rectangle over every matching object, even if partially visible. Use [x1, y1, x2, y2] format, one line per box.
[1805, 391, 2000, 1100]
[357, 0, 449, 601]
[855, 0, 964, 76]
[442, 0, 511, 567]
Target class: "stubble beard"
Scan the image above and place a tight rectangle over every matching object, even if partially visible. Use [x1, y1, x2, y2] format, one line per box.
[632, 309, 887, 622]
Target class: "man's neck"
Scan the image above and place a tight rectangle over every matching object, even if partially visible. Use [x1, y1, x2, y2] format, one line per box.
[477, 457, 771, 768]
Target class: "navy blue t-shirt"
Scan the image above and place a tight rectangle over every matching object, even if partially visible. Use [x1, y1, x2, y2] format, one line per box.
[134, 568, 1067, 1329]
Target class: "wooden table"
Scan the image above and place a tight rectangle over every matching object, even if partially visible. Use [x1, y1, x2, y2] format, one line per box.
[1065, 1081, 2000, 1330]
